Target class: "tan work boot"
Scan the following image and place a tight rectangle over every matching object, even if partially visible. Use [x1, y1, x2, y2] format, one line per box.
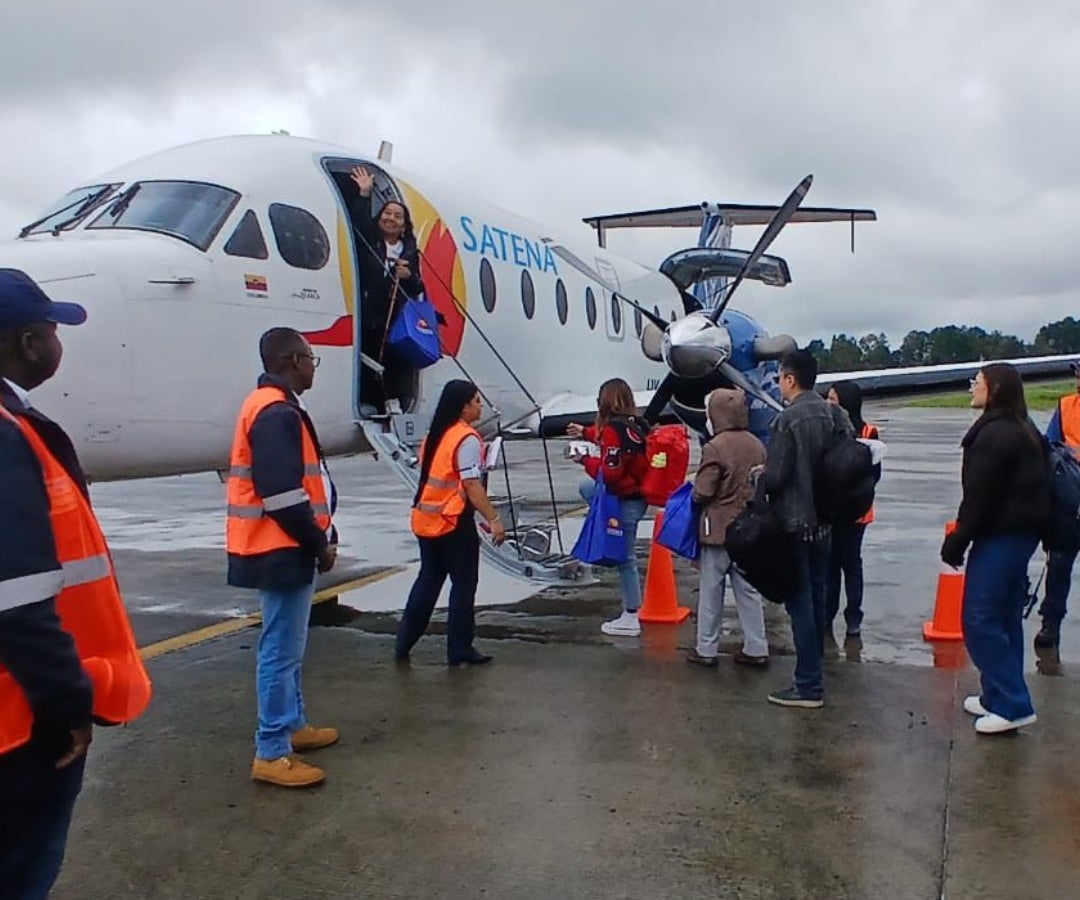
[290, 724, 340, 752]
[251, 754, 325, 788]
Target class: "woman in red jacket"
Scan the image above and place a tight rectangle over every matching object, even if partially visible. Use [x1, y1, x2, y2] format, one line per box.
[567, 378, 650, 636]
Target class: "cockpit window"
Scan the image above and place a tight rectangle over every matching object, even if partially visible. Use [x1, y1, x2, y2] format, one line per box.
[86, 180, 239, 251]
[223, 210, 269, 260]
[19, 183, 120, 237]
[268, 203, 330, 270]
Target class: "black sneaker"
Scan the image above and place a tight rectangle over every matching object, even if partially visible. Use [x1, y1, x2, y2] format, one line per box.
[767, 686, 824, 708]
[685, 649, 719, 668]
[1034, 624, 1060, 650]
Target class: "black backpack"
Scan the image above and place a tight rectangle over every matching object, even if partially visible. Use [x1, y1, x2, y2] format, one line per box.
[1043, 440, 1080, 553]
[725, 480, 798, 603]
[814, 429, 876, 525]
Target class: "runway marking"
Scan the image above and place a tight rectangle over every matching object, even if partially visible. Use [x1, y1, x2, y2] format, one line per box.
[138, 567, 406, 661]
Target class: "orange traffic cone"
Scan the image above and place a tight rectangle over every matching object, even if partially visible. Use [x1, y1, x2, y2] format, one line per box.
[638, 513, 691, 624]
[923, 521, 965, 642]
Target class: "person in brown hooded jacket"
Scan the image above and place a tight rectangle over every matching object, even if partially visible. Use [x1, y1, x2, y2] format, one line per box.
[686, 388, 770, 668]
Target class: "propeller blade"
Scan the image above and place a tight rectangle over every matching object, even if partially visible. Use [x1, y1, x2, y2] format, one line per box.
[711, 174, 813, 321]
[718, 361, 783, 412]
[643, 372, 679, 424]
[640, 322, 665, 362]
[547, 243, 669, 330]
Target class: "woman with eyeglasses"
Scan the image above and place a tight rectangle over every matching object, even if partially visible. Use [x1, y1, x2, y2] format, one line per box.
[396, 380, 506, 666]
[940, 364, 1050, 734]
[567, 378, 651, 637]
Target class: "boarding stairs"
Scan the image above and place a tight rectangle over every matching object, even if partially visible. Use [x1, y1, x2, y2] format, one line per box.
[359, 414, 591, 587]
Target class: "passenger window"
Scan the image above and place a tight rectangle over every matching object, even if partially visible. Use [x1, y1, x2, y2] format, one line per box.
[585, 287, 597, 330]
[480, 259, 497, 312]
[555, 279, 568, 325]
[634, 306, 643, 338]
[268, 203, 329, 270]
[610, 295, 622, 334]
[521, 270, 535, 320]
[223, 210, 268, 260]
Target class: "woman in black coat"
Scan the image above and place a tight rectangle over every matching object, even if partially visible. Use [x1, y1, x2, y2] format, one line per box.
[348, 165, 425, 411]
[941, 363, 1050, 735]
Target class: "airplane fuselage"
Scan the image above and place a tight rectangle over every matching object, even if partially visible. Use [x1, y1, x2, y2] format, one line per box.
[1, 135, 684, 480]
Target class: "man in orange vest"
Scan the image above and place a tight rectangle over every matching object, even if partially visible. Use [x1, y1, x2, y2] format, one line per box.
[1036, 360, 1080, 650]
[0, 270, 102, 896]
[227, 327, 340, 788]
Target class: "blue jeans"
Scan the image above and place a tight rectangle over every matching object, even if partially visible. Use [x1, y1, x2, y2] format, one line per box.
[1039, 545, 1077, 627]
[579, 478, 646, 613]
[963, 533, 1039, 721]
[784, 537, 831, 698]
[255, 580, 314, 759]
[826, 522, 867, 635]
[0, 737, 85, 899]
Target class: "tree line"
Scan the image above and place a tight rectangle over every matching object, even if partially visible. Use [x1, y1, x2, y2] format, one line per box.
[807, 317, 1080, 373]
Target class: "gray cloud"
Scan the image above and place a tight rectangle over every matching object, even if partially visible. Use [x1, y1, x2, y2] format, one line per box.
[1, 0, 1079, 347]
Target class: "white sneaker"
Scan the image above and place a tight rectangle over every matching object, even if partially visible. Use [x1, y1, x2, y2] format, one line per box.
[963, 695, 989, 717]
[975, 712, 1037, 734]
[600, 611, 641, 637]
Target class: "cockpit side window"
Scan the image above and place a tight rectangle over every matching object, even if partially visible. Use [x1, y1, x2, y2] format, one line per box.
[268, 203, 330, 270]
[20, 183, 121, 237]
[223, 209, 269, 260]
[86, 180, 239, 251]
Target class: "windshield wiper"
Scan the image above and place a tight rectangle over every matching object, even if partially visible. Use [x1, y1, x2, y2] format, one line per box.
[99, 184, 140, 224]
[18, 185, 115, 239]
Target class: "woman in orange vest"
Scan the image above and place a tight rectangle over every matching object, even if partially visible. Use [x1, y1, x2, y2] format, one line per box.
[396, 380, 506, 665]
[825, 381, 881, 642]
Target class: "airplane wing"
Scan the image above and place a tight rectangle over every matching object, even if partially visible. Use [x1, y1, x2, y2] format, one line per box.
[530, 390, 659, 437]
[526, 354, 1076, 438]
[817, 354, 1078, 396]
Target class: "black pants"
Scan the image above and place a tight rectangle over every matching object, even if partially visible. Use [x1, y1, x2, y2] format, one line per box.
[826, 522, 867, 635]
[0, 732, 86, 899]
[396, 516, 480, 662]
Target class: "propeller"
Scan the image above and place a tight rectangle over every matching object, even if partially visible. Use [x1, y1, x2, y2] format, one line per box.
[553, 176, 813, 429]
[642, 175, 812, 423]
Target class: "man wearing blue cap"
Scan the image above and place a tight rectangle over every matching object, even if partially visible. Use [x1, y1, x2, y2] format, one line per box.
[1038, 359, 1080, 650]
[0, 268, 94, 898]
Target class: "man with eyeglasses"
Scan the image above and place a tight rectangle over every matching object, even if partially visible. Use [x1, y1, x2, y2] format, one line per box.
[226, 327, 340, 788]
[1035, 360, 1080, 650]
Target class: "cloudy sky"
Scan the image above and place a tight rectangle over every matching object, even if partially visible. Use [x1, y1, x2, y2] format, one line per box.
[2, 0, 1078, 346]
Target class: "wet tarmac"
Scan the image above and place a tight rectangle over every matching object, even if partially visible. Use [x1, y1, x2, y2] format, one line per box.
[49, 403, 1080, 898]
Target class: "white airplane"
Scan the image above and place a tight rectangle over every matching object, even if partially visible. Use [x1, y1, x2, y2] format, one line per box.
[1, 134, 1071, 580]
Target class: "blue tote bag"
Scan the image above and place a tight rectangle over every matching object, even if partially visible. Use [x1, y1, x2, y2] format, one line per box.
[386, 294, 442, 369]
[655, 482, 699, 560]
[571, 473, 629, 567]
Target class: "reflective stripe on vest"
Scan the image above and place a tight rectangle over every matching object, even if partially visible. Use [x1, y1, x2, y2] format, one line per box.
[225, 387, 332, 557]
[0, 404, 152, 755]
[1060, 395, 1080, 458]
[410, 421, 480, 538]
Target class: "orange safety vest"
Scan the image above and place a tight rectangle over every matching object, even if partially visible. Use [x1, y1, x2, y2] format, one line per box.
[0, 405, 152, 755]
[226, 387, 332, 556]
[1059, 395, 1080, 458]
[410, 420, 481, 538]
[857, 422, 879, 526]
